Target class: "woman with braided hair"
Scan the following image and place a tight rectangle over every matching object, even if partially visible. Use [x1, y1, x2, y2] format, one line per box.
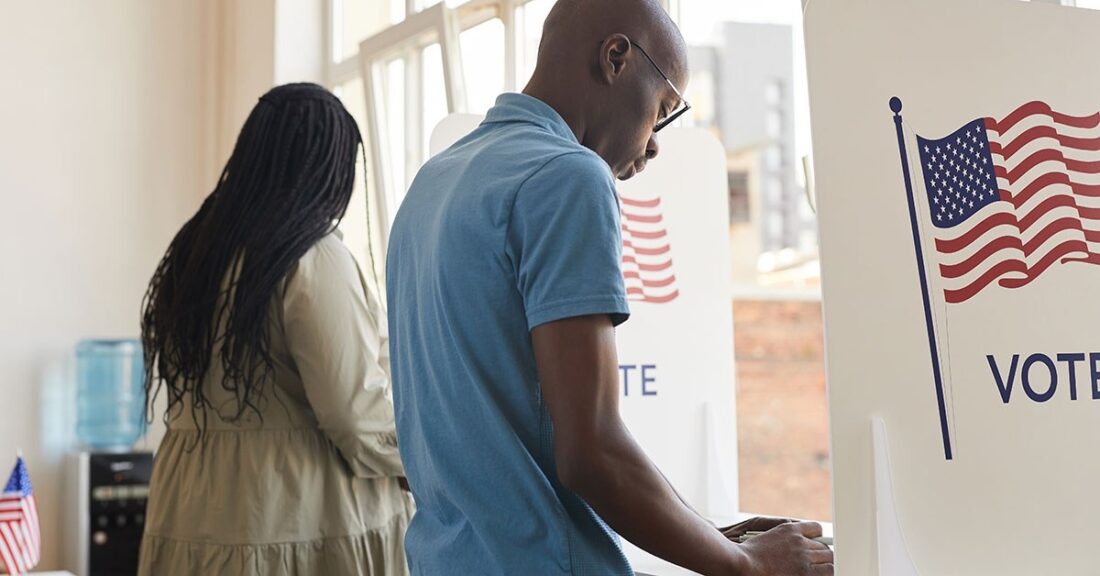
[137, 83, 412, 576]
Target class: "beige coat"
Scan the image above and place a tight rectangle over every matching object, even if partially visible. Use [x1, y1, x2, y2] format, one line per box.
[139, 233, 412, 576]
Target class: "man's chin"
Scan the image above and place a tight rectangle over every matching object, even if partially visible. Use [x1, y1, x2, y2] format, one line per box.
[617, 165, 637, 181]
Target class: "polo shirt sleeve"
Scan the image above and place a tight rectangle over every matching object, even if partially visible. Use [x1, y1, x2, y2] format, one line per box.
[506, 151, 631, 331]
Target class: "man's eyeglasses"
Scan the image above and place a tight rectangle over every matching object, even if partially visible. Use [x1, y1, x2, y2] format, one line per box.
[629, 40, 691, 133]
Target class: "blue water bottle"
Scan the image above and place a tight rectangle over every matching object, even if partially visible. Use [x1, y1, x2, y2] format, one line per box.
[76, 339, 146, 451]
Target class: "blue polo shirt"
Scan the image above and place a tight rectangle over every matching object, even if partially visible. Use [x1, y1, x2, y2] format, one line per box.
[386, 93, 633, 575]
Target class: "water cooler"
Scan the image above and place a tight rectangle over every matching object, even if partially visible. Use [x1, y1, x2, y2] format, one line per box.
[63, 452, 153, 576]
[62, 340, 153, 576]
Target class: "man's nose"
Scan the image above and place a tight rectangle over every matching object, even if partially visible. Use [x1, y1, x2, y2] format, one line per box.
[645, 134, 660, 161]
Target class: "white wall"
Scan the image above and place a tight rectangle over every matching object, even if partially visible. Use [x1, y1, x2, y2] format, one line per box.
[0, 0, 216, 568]
[275, 0, 325, 87]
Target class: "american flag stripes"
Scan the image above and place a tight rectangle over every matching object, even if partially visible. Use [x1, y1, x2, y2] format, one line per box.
[915, 101, 1100, 303]
[0, 458, 40, 576]
[620, 193, 679, 304]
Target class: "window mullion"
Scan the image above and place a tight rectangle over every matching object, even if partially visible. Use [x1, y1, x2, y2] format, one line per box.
[361, 62, 394, 249]
[405, 48, 424, 186]
[439, 6, 468, 113]
[501, 0, 517, 92]
[327, 0, 341, 79]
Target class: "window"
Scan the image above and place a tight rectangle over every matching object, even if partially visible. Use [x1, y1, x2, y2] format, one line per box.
[764, 145, 783, 172]
[421, 43, 448, 152]
[330, 0, 830, 524]
[460, 19, 506, 112]
[798, 189, 816, 221]
[765, 109, 783, 139]
[328, 0, 559, 254]
[384, 58, 408, 197]
[728, 171, 750, 224]
[799, 228, 818, 252]
[764, 176, 783, 204]
[767, 210, 785, 246]
[683, 71, 715, 128]
[331, 0, 397, 62]
[679, 1, 829, 521]
[517, 0, 554, 86]
[764, 79, 783, 105]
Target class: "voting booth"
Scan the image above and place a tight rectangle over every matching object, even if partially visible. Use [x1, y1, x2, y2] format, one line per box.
[806, 0, 1100, 573]
[429, 116, 738, 574]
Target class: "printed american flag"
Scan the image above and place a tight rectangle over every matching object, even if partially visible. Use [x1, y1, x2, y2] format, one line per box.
[0, 458, 40, 576]
[620, 192, 679, 304]
[916, 101, 1100, 304]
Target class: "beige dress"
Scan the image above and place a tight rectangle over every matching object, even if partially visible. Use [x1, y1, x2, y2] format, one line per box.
[139, 233, 413, 576]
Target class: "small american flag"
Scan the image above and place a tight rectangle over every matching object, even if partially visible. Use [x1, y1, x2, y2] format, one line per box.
[916, 101, 1100, 304]
[620, 192, 679, 304]
[0, 457, 40, 576]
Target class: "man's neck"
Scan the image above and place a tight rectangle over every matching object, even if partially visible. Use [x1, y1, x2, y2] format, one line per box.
[522, 79, 587, 145]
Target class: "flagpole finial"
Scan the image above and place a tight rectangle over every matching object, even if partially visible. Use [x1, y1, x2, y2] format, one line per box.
[16, 447, 23, 458]
[890, 97, 903, 115]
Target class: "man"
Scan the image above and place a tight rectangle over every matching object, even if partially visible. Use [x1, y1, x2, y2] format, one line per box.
[387, 0, 834, 574]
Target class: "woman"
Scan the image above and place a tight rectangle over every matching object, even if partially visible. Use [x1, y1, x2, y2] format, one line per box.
[138, 83, 411, 576]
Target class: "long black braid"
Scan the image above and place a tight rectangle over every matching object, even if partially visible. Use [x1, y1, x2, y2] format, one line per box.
[141, 82, 366, 439]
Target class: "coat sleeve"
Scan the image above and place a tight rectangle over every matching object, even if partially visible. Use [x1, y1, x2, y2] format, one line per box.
[282, 236, 405, 479]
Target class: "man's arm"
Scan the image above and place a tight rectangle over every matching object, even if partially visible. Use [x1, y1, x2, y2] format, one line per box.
[532, 314, 743, 574]
[532, 314, 833, 576]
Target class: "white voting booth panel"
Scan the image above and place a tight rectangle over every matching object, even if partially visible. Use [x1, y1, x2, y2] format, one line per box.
[807, 0, 1100, 574]
[429, 115, 736, 575]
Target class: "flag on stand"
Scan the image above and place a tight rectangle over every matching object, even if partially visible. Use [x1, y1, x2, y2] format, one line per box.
[893, 98, 1100, 460]
[0, 457, 40, 576]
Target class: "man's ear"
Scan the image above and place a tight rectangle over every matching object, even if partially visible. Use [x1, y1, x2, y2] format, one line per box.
[598, 34, 632, 85]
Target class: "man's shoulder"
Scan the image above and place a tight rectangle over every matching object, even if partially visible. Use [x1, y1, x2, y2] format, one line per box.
[515, 144, 616, 205]
[530, 147, 611, 183]
[463, 122, 609, 180]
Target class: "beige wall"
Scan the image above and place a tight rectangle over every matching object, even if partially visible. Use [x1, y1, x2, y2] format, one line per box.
[0, 0, 210, 566]
[212, 0, 277, 164]
[210, 0, 327, 167]
[0, 0, 298, 568]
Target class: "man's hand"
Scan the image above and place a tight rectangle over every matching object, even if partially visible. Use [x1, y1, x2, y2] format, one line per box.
[719, 516, 797, 541]
[737, 521, 834, 575]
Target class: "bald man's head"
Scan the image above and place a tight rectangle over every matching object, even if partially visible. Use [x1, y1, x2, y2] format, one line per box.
[524, 0, 689, 180]
[540, 0, 687, 83]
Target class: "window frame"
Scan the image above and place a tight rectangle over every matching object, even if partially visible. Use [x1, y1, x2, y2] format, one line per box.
[325, 0, 672, 251]
[326, 0, 527, 250]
